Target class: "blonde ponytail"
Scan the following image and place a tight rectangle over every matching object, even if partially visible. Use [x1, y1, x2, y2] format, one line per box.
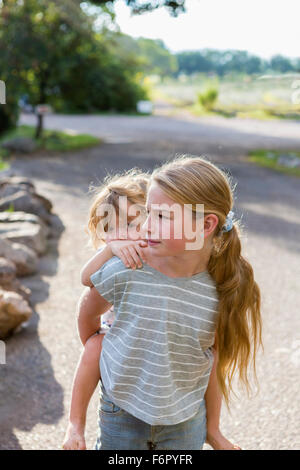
[208, 219, 262, 407]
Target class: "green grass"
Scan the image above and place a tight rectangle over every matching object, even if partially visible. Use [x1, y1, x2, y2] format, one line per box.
[154, 73, 300, 121]
[0, 154, 9, 171]
[0, 125, 101, 154]
[248, 149, 300, 177]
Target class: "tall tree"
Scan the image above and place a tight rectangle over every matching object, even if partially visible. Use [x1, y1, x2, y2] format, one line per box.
[0, 0, 153, 135]
[88, 0, 186, 15]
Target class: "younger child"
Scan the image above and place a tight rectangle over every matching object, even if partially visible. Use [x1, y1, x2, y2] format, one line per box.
[63, 168, 149, 450]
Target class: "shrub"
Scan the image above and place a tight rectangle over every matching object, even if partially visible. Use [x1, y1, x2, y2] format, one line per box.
[197, 86, 219, 111]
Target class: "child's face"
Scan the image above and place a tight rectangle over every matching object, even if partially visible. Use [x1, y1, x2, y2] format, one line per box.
[142, 182, 218, 256]
[104, 202, 147, 243]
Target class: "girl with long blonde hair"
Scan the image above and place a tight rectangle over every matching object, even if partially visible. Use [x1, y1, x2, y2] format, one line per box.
[65, 155, 262, 450]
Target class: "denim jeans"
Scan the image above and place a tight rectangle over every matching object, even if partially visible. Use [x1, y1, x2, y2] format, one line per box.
[95, 379, 207, 450]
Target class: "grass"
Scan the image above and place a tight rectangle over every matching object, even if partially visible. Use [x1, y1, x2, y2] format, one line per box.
[248, 149, 300, 177]
[0, 154, 9, 171]
[0, 124, 101, 154]
[154, 73, 300, 121]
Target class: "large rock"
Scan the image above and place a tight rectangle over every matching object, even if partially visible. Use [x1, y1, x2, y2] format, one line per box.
[0, 176, 36, 194]
[0, 256, 31, 301]
[0, 210, 49, 228]
[0, 238, 38, 276]
[0, 190, 52, 224]
[0, 278, 31, 302]
[0, 257, 16, 285]
[0, 176, 53, 224]
[0, 288, 33, 339]
[1, 137, 37, 154]
[0, 219, 49, 255]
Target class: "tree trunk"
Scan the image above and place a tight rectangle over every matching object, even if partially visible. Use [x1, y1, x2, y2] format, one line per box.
[35, 113, 43, 139]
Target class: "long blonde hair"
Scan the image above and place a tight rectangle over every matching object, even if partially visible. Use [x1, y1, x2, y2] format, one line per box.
[86, 168, 150, 250]
[150, 154, 263, 407]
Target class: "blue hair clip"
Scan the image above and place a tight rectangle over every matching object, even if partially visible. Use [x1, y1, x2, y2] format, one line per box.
[222, 210, 235, 232]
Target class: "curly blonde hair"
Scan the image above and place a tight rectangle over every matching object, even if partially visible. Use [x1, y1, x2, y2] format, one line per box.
[150, 154, 263, 407]
[85, 167, 150, 250]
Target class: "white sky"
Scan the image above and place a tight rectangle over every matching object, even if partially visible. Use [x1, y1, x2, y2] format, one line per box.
[113, 0, 300, 59]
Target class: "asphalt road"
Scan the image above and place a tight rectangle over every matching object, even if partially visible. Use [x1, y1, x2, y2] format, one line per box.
[0, 110, 300, 450]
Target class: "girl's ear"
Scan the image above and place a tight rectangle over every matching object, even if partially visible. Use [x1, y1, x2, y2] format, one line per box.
[204, 214, 219, 236]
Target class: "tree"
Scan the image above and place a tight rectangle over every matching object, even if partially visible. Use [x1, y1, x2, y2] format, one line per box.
[176, 51, 213, 75]
[0, 0, 187, 136]
[88, 0, 186, 16]
[135, 38, 178, 78]
[0, 0, 151, 136]
[270, 55, 294, 73]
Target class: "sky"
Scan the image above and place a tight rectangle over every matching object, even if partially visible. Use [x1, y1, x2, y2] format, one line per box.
[113, 0, 300, 59]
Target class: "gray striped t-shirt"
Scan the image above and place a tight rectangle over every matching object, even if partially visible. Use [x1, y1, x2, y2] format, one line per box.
[90, 256, 219, 426]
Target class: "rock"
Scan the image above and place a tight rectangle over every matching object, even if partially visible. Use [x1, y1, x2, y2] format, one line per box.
[0, 190, 52, 224]
[0, 278, 31, 302]
[0, 288, 33, 339]
[0, 255, 31, 301]
[1, 137, 37, 154]
[0, 238, 38, 276]
[0, 257, 16, 285]
[0, 183, 35, 199]
[0, 176, 53, 223]
[0, 176, 36, 195]
[0, 210, 48, 227]
[47, 213, 65, 239]
[0, 220, 48, 255]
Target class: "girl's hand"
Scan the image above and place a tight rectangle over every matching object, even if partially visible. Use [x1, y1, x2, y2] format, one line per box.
[62, 422, 86, 450]
[206, 429, 242, 450]
[108, 239, 148, 269]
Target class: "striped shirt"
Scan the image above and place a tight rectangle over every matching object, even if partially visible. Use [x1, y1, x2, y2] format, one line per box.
[90, 256, 219, 426]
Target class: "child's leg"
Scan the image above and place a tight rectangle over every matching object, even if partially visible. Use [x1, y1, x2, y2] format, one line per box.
[63, 333, 104, 450]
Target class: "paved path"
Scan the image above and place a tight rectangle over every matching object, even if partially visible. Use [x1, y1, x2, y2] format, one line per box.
[1, 111, 300, 449]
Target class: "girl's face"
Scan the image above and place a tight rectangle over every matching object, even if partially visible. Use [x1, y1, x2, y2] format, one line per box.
[142, 182, 218, 256]
[104, 202, 147, 243]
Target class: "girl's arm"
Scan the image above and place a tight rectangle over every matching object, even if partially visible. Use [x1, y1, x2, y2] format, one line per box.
[204, 339, 222, 434]
[81, 240, 148, 287]
[80, 245, 113, 287]
[204, 334, 241, 450]
[76, 286, 112, 345]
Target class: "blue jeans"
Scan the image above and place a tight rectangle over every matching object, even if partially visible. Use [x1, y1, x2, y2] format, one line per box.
[95, 379, 207, 450]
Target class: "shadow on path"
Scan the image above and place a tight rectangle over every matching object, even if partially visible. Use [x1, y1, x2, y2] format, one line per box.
[0, 211, 65, 449]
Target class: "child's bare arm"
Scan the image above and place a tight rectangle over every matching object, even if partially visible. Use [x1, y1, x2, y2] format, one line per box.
[81, 240, 148, 287]
[76, 286, 112, 345]
[204, 334, 241, 450]
[80, 245, 113, 287]
[204, 336, 222, 434]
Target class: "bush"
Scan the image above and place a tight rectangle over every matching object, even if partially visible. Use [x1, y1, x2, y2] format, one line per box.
[197, 86, 219, 111]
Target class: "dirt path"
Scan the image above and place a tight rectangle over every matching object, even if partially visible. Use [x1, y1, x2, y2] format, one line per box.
[1, 113, 300, 449]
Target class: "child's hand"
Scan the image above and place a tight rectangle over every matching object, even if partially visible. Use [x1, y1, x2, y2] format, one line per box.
[108, 239, 148, 269]
[62, 422, 86, 450]
[206, 429, 242, 450]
